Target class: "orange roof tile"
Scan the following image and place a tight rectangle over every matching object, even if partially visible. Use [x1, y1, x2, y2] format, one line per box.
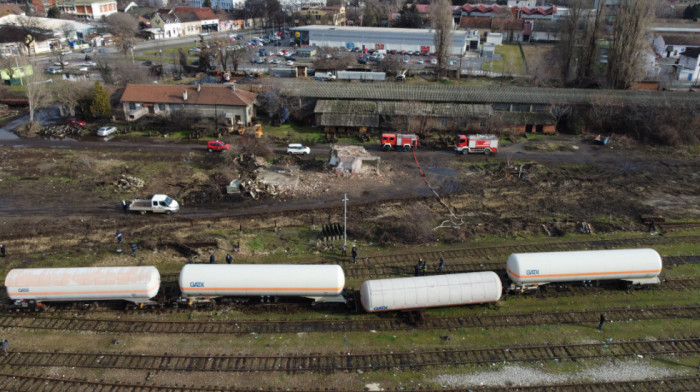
[172, 6, 218, 20]
[120, 84, 256, 107]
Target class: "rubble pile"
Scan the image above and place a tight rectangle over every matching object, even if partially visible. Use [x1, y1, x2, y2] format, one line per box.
[115, 175, 145, 191]
[239, 179, 284, 200]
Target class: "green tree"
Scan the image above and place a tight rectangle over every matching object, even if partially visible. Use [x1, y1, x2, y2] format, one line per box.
[363, 7, 378, 27]
[47, 5, 60, 18]
[89, 82, 111, 119]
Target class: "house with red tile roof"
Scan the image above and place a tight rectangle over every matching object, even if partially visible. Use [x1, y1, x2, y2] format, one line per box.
[120, 83, 257, 126]
[172, 6, 219, 33]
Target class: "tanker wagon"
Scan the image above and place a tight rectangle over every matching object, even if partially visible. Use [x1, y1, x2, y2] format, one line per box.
[360, 272, 502, 313]
[178, 264, 346, 306]
[506, 248, 662, 292]
[4, 266, 161, 309]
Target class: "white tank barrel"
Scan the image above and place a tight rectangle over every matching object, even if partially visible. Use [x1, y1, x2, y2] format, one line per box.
[5, 266, 161, 304]
[507, 248, 662, 289]
[179, 264, 345, 298]
[360, 271, 502, 312]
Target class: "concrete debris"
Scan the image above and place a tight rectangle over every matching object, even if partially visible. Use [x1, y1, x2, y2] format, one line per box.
[115, 175, 145, 191]
[329, 145, 380, 175]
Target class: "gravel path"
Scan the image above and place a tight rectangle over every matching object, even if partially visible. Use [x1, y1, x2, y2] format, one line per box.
[434, 359, 690, 388]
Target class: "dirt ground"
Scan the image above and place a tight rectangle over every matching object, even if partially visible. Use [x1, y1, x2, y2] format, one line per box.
[0, 131, 698, 257]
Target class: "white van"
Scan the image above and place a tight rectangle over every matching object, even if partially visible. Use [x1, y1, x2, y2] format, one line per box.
[375, 49, 387, 55]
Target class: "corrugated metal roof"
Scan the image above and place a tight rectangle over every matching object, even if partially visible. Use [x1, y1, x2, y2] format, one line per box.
[319, 114, 379, 127]
[282, 81, 699, 106]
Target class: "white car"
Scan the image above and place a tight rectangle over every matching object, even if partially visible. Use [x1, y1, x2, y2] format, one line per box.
[96, 126, 117, 137]
[430, 58, 438, 65]
[286, 60, 294, 66]
[270, 58, 281, 64]
[417, 58, 424, 64]
[286, 143, 310, 155]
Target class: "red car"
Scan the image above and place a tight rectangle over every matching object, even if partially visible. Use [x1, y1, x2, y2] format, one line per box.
[66, 117, 85, 127]
[207, 140, 231, 152]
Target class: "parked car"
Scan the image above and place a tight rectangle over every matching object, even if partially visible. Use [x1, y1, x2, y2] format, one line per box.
[96, 126, 117, 137]
[189, 47, 201, 53]
[270, 58, 281, 64]
[207, 140, 230, 152]
[53, 61, 68, 66]
[44, 67, 62, 74]
[417, 58, 424, 64]
[430, 58, 438, 65]
[286, 143, 310, 155]
[142, 60, 152, 66]
[61, 49, 72, 55]
[286, 60, 294, 66]
[98, 48, 109, 53]
[81, 48, 93, 53]
[284, 55, 296, 61]
[66, 117, 85, 127]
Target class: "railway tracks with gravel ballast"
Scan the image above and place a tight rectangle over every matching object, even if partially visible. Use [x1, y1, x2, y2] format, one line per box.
[1, 305, 698, 334]
[1, 337, 697, 374]
[0, 373, 697, 392]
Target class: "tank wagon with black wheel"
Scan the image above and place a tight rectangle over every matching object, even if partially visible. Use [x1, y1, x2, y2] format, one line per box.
[3, 266, 161, 310]
[506, 248, 663, 293]
[359, 272, 502, 320]
[177, 264, 346, 306]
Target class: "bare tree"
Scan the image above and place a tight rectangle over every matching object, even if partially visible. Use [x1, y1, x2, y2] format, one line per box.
[104, 13, 138, 58]
[51, 48, 69, 70]
[53, 79, 93, 116]
[226, 47, 249, 72]
[578, 0, 605, 80]
[607, 0, 655, 89]
[210, 38, 229, 72]
[430, 0, 453, 78]
[556, 1, 584, 83]
[112, 61, 153, 85]
[24, 63, 53, 124]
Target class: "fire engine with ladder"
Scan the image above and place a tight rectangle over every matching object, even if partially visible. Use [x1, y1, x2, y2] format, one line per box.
[454, 134, 499, 155]
[381, 133, 419, 151]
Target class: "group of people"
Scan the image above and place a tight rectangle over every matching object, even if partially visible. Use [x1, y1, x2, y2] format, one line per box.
[414, 257, 445, 276]
[210, 252, 235, 264]
[115, 231, 138, 257]
[341, 244, 359, 264]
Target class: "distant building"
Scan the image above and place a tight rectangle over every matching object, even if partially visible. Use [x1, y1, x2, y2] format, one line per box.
[293, 6, 346, 26]
[54, 0, 118, 20]
[291, 25, 472, 55]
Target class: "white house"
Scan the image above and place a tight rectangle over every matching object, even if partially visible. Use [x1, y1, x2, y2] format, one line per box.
[55, 0, 118, 20]
[678, 47, 700, 83]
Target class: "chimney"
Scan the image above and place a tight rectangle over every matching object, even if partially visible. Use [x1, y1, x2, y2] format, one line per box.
[197, 83, 201, 93]
[183, 90, 188, 101]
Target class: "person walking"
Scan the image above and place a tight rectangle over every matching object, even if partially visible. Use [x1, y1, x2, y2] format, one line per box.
[351, 245, 358, 264]
[1, 339, 7, 356]
[226, 253, 233, 264]
[438, 257, 444, 272]
[121, 200, 128, 213]
[130, 243, 137, 257]
[0, 243, 5, 258]
[414, 262, 422, 277]
[598, 313, 606, 331]
[210, 253, 216, 264]
[342, 244, 347, 257]
[116, 231, 123, 245]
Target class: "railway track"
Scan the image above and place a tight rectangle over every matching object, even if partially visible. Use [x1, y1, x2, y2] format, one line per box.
[0, 373, 697, 392]
[1, 337, 697, 373]
[158, 253, 700, 283]
[1, 305, 697, 335]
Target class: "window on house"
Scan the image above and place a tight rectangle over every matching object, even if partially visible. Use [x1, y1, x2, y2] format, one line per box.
[159, 104, 165, 110]
[512, 104, 531, 112]
[316, 15, 320, 21]
[129, 102, 136, 109]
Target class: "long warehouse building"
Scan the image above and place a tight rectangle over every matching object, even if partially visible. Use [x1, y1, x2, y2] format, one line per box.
[291, 25, 473, 56]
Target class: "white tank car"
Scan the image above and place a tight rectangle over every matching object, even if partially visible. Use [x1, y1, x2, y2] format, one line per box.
[179, 264, 346, 303]
[360, 272, 502, 312]
[506, 248, 663, 291]
[4, 266, 161, 304]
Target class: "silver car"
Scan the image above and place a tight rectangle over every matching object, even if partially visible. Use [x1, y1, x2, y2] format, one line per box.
[286, 143, 310, 155]
[96, 126, 117, 137]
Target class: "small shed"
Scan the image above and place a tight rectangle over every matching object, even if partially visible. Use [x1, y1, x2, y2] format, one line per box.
[297, 46, 317, 58]
[481, 43, 495, 57]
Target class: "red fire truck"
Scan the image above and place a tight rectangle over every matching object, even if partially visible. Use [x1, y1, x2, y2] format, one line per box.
[381, 133, 419, 151]
[454, 134, 499, 155]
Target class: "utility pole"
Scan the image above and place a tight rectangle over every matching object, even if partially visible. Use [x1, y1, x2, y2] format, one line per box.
[342, 194, 348, 246]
